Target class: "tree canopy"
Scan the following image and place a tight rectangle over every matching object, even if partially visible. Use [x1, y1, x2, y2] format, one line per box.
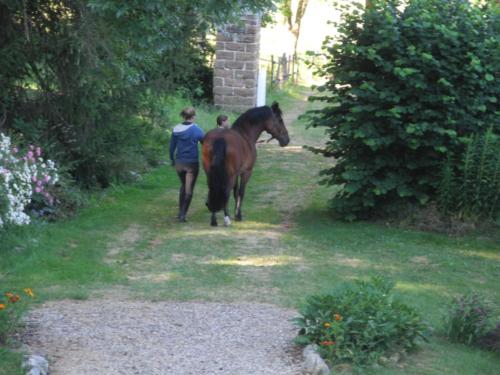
[0, 0, 275, 187]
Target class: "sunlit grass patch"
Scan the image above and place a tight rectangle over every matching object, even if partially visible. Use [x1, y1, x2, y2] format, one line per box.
[396, 282, 449, 295]
[127, 272, 180, 282]
[459, 250, 500, 261]
[203, 255, 302, 267]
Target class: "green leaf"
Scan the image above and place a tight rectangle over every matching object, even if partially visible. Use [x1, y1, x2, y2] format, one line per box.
[438, 78, 453, 88]
[397, 185, 413, 197]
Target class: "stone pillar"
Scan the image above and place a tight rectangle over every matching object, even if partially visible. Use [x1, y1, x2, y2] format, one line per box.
[213, 14, 260, 113]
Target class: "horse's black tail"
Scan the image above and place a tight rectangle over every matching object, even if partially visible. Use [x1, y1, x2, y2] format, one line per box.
[208, 138, 227, 212]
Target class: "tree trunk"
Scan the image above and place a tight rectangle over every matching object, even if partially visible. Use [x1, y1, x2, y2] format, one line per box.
[283, 0, 309, 59]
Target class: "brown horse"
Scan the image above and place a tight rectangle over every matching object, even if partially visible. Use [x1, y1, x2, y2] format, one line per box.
[202, 102, 289, 226]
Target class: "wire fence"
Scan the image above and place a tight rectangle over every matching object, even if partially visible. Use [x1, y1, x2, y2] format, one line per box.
[260, 53, 306, 87]
[260, 53, 325, 88]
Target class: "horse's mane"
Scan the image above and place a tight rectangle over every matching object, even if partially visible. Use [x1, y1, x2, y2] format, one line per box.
[231, 106, 273, 131]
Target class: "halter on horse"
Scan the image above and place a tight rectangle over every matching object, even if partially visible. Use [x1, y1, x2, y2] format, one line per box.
[202, 102, 289, 226]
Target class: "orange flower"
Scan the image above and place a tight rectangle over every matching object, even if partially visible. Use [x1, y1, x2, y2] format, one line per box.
[24, 288, 35, 298]
[8, 294, 20, 303]
[0, 303, 5, 310]
[321, 340, 335, 346]
[5, 292, 14, 299]
[334, 313, 342, 321]
[323, 322, 331, 328]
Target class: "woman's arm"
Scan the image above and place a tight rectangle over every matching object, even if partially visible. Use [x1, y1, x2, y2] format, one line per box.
[169, 134, 177, 164]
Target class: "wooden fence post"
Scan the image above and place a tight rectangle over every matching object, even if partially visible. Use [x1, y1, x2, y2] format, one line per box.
[293, 53, 299, 84]
[276, 55, 282, 87]
[282, 53, 288, 83]
[270, 55, 275, 87]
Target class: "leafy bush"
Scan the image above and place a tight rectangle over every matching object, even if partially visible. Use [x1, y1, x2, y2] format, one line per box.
[294, 277, 428, 367]
[444, 292, 490, 345]
[438, 128, 500, 221]
[0, 288, 35, 345]
[306, 0, 499, 220]
[29, 171, 89, 221]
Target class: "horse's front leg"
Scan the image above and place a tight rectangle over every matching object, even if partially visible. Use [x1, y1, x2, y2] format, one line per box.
[235, 171, 252, 221]
[211, 211, 217, 226]
[223, 205, 231, 226]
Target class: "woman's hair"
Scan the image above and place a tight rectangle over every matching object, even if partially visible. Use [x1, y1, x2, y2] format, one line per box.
[180, 107, 196, 120]
[216, 114, 228, 126]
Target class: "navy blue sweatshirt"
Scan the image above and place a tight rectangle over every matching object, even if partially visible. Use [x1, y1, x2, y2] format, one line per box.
[169, 122, 204, 164]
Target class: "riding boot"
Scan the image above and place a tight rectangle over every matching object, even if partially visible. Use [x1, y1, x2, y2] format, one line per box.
[184, 194, 193, 215]
[177, 188, 186, 219]
[178, 194, 192, 222]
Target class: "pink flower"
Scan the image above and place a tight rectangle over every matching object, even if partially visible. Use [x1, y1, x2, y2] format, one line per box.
[27, 151, 34, 159]
[36, 147, 42, 156]
[37, 180, 43, 187]
[44, 175, 50, 182]
[32, 176, 37, 182]
[35, 187, 42, 193]
[29, 145, 35, 150]
[12, 147, 19, 153]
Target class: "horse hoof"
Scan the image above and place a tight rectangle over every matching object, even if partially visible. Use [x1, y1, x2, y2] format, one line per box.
[224, 216, 231, 226]
[235, 215, 242, 221]
[211, 221, 218, 227]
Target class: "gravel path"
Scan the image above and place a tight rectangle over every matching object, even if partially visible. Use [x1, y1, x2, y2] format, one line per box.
[23, 299, 303, 375]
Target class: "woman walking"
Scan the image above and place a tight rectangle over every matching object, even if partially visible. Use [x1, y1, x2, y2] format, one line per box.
[169, 107, 204, 222]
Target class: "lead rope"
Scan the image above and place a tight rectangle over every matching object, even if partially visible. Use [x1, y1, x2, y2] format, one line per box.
[257, 136, 275, 144]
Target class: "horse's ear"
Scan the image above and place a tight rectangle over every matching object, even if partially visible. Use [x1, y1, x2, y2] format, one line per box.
[271, 101, 282, 115]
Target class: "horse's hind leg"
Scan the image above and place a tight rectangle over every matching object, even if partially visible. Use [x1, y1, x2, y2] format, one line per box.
[233, 177, 239, 210]
[235, 171, 252, 221]
[224, 177, 236, 226]
[211, 211, 217, 226]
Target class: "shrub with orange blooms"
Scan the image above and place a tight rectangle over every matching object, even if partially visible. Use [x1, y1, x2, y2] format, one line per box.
[0, 288, 35, 345]
[294, 277, 429, 368]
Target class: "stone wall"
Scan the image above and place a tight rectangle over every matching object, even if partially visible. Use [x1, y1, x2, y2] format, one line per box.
[213, 14, 261, 113]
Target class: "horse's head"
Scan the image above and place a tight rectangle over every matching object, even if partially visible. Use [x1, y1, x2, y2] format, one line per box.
[266, 102, 289, 147]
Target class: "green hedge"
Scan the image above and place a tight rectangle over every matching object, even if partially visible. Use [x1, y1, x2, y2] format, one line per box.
[307, 0, 499, 220]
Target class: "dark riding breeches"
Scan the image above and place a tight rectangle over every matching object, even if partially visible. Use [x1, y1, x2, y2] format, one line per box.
[175, 162, 199, 220]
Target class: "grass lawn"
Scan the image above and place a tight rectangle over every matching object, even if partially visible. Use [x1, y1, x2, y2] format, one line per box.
[1, 86, 499, 374]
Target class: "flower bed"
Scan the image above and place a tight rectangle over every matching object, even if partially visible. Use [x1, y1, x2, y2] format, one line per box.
[294, 278, 429, 367]
[0, 133, 59, 228]
[0, 288, 36, 344]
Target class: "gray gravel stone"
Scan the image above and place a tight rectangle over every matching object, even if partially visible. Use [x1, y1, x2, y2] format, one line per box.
[23, 299, 303, 375]
[302, 345, 330, 375]
[22, 354, 49, 375]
